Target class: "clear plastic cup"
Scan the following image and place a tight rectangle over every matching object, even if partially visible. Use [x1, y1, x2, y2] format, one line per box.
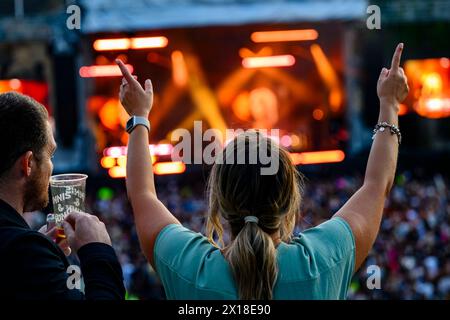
[48, 174, 88, 241]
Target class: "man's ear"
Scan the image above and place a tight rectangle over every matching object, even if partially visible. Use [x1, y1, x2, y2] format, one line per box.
[20, 151, 34, 178]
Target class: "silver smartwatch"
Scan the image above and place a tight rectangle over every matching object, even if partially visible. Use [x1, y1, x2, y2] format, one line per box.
[126, 116, 150, 134]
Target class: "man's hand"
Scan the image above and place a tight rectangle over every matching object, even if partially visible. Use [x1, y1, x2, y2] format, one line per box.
[116, 59, 153, 118]
[39, 225, 72, 256]
[62, 212, 112, 253]
[377, 43, 410, 110]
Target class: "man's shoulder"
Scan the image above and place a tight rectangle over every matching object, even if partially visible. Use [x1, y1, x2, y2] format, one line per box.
[0, 224, 47, 240]
[0, 225, 61, 256]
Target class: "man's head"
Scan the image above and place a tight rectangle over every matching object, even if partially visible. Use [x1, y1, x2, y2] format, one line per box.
[0, 92, 56, 212]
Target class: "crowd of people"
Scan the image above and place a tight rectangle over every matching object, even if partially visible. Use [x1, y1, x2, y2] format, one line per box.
[24, 171, 450, 300]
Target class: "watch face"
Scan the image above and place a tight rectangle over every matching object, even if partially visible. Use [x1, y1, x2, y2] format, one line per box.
[126, 117, 135, 132]
[126, 116, 150, 133]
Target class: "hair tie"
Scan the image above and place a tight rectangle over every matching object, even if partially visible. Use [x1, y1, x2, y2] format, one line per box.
[244, 216, 259, 224]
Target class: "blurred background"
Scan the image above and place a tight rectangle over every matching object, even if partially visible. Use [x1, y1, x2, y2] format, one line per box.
[0, 0, 449, 299]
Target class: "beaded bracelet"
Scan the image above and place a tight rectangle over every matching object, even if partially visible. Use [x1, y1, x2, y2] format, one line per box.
[372, 121, 402, 145]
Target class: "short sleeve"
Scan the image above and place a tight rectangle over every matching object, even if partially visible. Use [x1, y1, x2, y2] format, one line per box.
[296, 217, 356, 296]
[153, 224, 218, 298]
[154, 224, 209, 266]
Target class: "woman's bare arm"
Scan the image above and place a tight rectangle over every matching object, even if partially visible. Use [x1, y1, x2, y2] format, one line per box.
[334, 43, 409, 271]
[116, 60, 180, 267]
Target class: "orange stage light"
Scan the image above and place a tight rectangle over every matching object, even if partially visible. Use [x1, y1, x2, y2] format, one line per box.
[184, 52, 228, 137]
[290, 134, 301, 148]
[310, 44, 342, 112]
[171, 50, 188, 87]
[79, 64, 133, 78]
[404, 58, 450, 119]
[131, 37, 168, 49]
[93, 38, 130, 51]
[290, 150, 345, 165]
[398, 103, 408, 116]
[150, 144, 173, 156]
[239, 47, 273, 58]
[117, 156, 127, 168]
[251, 29, 318, 43]
[232, 92, 251, 121]
[9, 79, 22, 90]
[0, 80, 50, 112]
[99, 99, 121, 130]
[421, 98, 450, 116]
[249, 87, 279, 129]
[0, 79, 22, 92]
[153, 161, 186, 175]
[242, 55, 295, 69]
[312, 108, 324, 120]
[100, 156, 116, 169]
[108, 166, 126, 178]
[103, 146, 126, 157]
[102, 155, 156, 170]
[93, 37, 168, 51]
[103, 144, 173, 157]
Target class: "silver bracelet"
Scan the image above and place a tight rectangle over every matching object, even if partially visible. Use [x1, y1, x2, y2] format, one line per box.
[372, 121, 402, 145]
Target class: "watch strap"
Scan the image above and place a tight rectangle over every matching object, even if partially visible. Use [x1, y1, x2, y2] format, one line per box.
[126, 116, 150, 134]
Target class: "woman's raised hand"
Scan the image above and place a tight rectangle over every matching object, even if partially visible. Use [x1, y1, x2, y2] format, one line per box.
[377, 43, 409, 110]
[116, 59, 153, 118]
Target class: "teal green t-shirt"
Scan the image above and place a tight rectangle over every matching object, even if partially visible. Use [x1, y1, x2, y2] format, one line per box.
[154, 217, 355, 300]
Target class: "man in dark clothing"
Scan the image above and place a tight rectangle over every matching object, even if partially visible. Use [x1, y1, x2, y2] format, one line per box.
[0, 92, 125, 299]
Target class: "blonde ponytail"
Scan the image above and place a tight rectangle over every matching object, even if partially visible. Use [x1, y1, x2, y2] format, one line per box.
[225, 221, 278, 299]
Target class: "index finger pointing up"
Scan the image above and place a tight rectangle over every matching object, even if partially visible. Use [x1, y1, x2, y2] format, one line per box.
[390, 43, 404, 72]
[116, 59, 135, 84]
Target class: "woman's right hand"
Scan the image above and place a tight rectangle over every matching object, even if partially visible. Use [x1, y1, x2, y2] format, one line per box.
[116, 59, 153, 118]
[377, 43, 409, 110]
